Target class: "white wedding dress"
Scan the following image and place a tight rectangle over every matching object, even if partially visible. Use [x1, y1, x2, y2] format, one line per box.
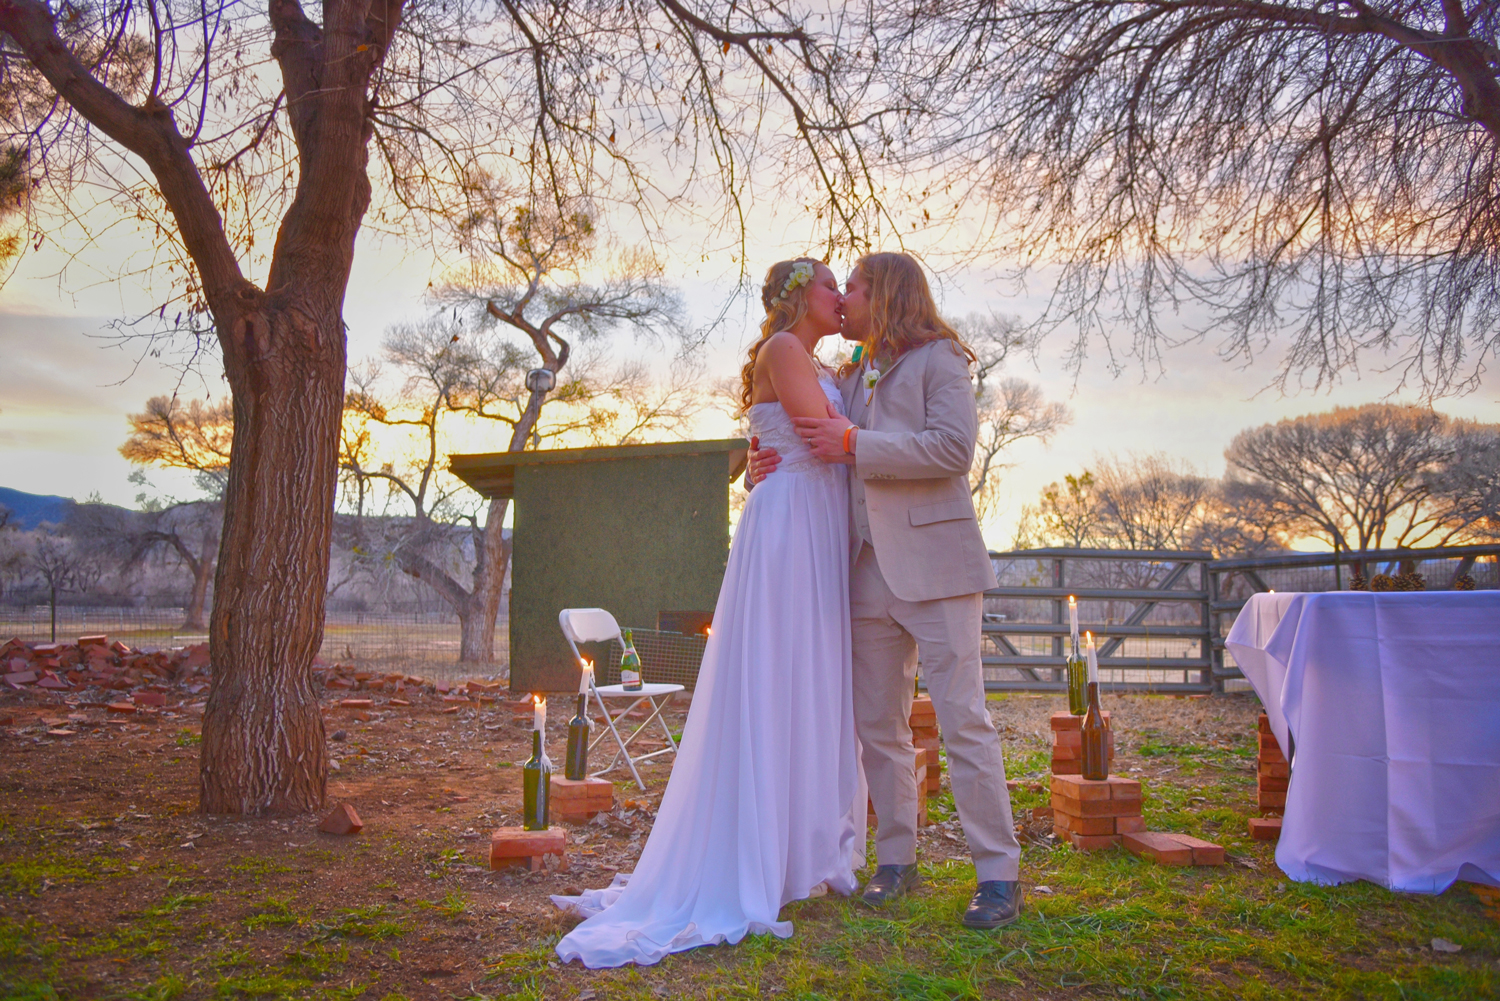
[552, 374, 862, 968]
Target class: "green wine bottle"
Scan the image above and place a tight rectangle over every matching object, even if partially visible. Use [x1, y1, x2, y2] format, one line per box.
[523, 700, 551, 830]
[565, 691, 590, 781]
[1080, 642, 1108, 781]
[620, 629, 643, 691]
[1066, 599, 1087, 715]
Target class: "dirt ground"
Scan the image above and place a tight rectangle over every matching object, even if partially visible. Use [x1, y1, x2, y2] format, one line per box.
[0, 683, 1283, 997]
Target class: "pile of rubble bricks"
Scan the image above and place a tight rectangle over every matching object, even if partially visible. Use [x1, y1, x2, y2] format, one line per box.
[0, 635, 504, 716]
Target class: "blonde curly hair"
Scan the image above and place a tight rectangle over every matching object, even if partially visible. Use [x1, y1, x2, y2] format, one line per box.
[738, 257, 823, 414]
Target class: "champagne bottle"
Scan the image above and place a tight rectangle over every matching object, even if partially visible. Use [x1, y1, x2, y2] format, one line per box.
[565, 691, 590, 781]
[523, 699, 551, 830]
[619, 629, 643, 691]
[1080, 639, 1109, 781]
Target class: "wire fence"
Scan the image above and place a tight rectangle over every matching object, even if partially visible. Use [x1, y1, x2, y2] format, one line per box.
[0, 605, 509, 683]
[7, 543, 1494, 692]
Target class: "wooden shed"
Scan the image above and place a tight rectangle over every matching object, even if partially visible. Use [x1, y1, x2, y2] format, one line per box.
[449, 439, 748, 693]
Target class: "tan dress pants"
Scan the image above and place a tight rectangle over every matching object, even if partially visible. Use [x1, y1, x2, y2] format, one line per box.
[851, 543, 1022, 882]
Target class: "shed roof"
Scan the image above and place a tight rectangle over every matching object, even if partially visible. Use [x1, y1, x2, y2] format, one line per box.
[449, 438, 750, 500]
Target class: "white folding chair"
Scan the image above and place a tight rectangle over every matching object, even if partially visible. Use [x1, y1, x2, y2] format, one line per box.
[558, 607, 684, 790]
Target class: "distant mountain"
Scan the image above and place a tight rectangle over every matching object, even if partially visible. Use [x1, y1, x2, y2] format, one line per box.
[0, 487, 76, 530]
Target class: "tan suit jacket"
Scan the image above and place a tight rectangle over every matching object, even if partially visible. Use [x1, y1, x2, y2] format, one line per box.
[840, 338, 998, 603]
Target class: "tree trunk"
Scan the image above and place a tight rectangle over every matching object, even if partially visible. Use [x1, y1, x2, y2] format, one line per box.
[182, 523, 217, 631]
[457, 497, 512, 665]
[200, 299, 345, 816]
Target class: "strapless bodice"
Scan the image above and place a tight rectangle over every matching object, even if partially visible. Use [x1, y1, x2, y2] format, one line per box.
[748, 374, 845, 476]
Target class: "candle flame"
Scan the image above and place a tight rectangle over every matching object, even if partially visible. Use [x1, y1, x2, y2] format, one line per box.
[1085, 630, 1094, 646]
[533, 693, 543, 706]
[1068, 595, 1076, 606]
[705, 626, 712, 636]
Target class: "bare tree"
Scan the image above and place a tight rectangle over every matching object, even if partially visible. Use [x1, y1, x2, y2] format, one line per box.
[1, 0, 916, 814]
[27, 529, 100, 642]
[914, 1, 1500, 395]
[1015, 454, 1219, 551]
[1014, 471, 1102, 549]
[957, 312, 1072, 523]
[0, 143, 23, 263]
[117, 396, 230, 629]
[343, 235, 700, 665]
[1225, 403, 1500, 550]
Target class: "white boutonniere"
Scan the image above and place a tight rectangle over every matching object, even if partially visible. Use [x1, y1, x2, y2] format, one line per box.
[862, 364, 882, 404]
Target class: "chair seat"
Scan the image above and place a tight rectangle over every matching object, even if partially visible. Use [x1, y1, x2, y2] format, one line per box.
[592, 683, 685, 698]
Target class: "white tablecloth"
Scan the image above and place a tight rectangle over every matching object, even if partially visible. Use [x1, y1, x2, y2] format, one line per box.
[1225, 591, 1500, 893]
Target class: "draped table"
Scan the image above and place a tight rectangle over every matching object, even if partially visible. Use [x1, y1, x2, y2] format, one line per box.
[1225, 591, 1500, 893]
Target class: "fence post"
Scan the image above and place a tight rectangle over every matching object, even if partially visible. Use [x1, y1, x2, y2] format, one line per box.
[1203, 560, 1220, 693]
[1052, 557, 1064, 683]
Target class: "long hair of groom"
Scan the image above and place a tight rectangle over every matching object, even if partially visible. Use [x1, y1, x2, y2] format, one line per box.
[851, 252, 975, 371]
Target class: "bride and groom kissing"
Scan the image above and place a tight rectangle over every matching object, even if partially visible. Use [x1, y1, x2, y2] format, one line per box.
[551, 252, 1023, 969]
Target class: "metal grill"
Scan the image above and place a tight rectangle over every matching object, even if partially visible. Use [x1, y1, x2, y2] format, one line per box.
[601, 628, 708, 689]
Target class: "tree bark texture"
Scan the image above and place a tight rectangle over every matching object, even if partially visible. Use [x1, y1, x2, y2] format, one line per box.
[0, 0, 407, 814]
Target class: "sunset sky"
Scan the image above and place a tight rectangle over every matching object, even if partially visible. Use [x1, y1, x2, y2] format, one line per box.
[4, 215, 1498, 551]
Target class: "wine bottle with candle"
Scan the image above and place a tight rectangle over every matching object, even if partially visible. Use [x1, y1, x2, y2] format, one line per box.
[523, 695, 552, 830]
[1066, 595, 1086, 715]
[619, 629, 643, 691]
[565, 661, 592, 780]
[1080, 634, 1109, 781]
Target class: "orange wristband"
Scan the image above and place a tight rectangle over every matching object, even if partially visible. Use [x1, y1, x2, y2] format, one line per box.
[842, 425, 856, 454]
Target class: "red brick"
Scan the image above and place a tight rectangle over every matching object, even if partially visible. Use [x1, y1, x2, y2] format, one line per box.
[490, 826, 568, 871]
[1052, 793, 1139, 819]
[1052, 745, 1080, 762]
[1054, 812, 1117, 836]
[388, 698, 411, 707]
[1170, 833, 1226, 865]
[1052, 774, 1112, 800]
[78, 635, 108, 647]
[1066, 831, 1121, 851]
[1122, 831, 1193, 865]
[131, 692, 166, 707]
[442, 695, 471, 704]
[441, 706, 461, 715]
[1258, 732, 1282, 752]
[913, 733, 941, 752]
[106, 702, 137, 714]
[1248, 817, 1283, 841]
[4, 671, 37, 686]
[318, 803, 363, 835]
[1258, 760, 1289, 779]
[338, 699, 374, 709]
[1050, 710, 1112, 731]
[1257, 790, 1286, 810]
[909, 696, 937, 728]
[1051, 759, 1082, 775]
[1257, 775, 1289, 792]
[550, 777, 614, 822]
[1053, 729, 1082, 747]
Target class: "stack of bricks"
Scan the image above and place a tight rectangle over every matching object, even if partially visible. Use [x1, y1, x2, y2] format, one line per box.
[1251, 712, 1288, 841]
[549, 776, 615, 823]
[1050, 774, 1143, 850]
[490, 827, 568, 872]
[910, 695, 943, 795]
[1050, 711, 1114, 775]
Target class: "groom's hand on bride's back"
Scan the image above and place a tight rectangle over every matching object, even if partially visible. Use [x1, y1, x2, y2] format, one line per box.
[747, 436, 781, 485]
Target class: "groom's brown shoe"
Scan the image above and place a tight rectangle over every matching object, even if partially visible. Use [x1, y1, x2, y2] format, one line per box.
[860, 864, 920, 906]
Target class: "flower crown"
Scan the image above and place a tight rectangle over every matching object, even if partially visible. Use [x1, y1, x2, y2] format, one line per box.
[770, 260, 816, 305]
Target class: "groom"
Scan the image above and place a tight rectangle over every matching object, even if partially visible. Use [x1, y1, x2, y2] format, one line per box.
[748, 252, 1024, 929]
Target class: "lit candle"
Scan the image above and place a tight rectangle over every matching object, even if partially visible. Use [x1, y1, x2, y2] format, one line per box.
[533, 693, 546, 733]
[1068, 595, 1079, 647]
[578, 658, 593, 696]
[1086, 631, 1099, 684]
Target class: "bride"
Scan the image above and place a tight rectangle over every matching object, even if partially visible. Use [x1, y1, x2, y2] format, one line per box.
[551, 257, 864, 968]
